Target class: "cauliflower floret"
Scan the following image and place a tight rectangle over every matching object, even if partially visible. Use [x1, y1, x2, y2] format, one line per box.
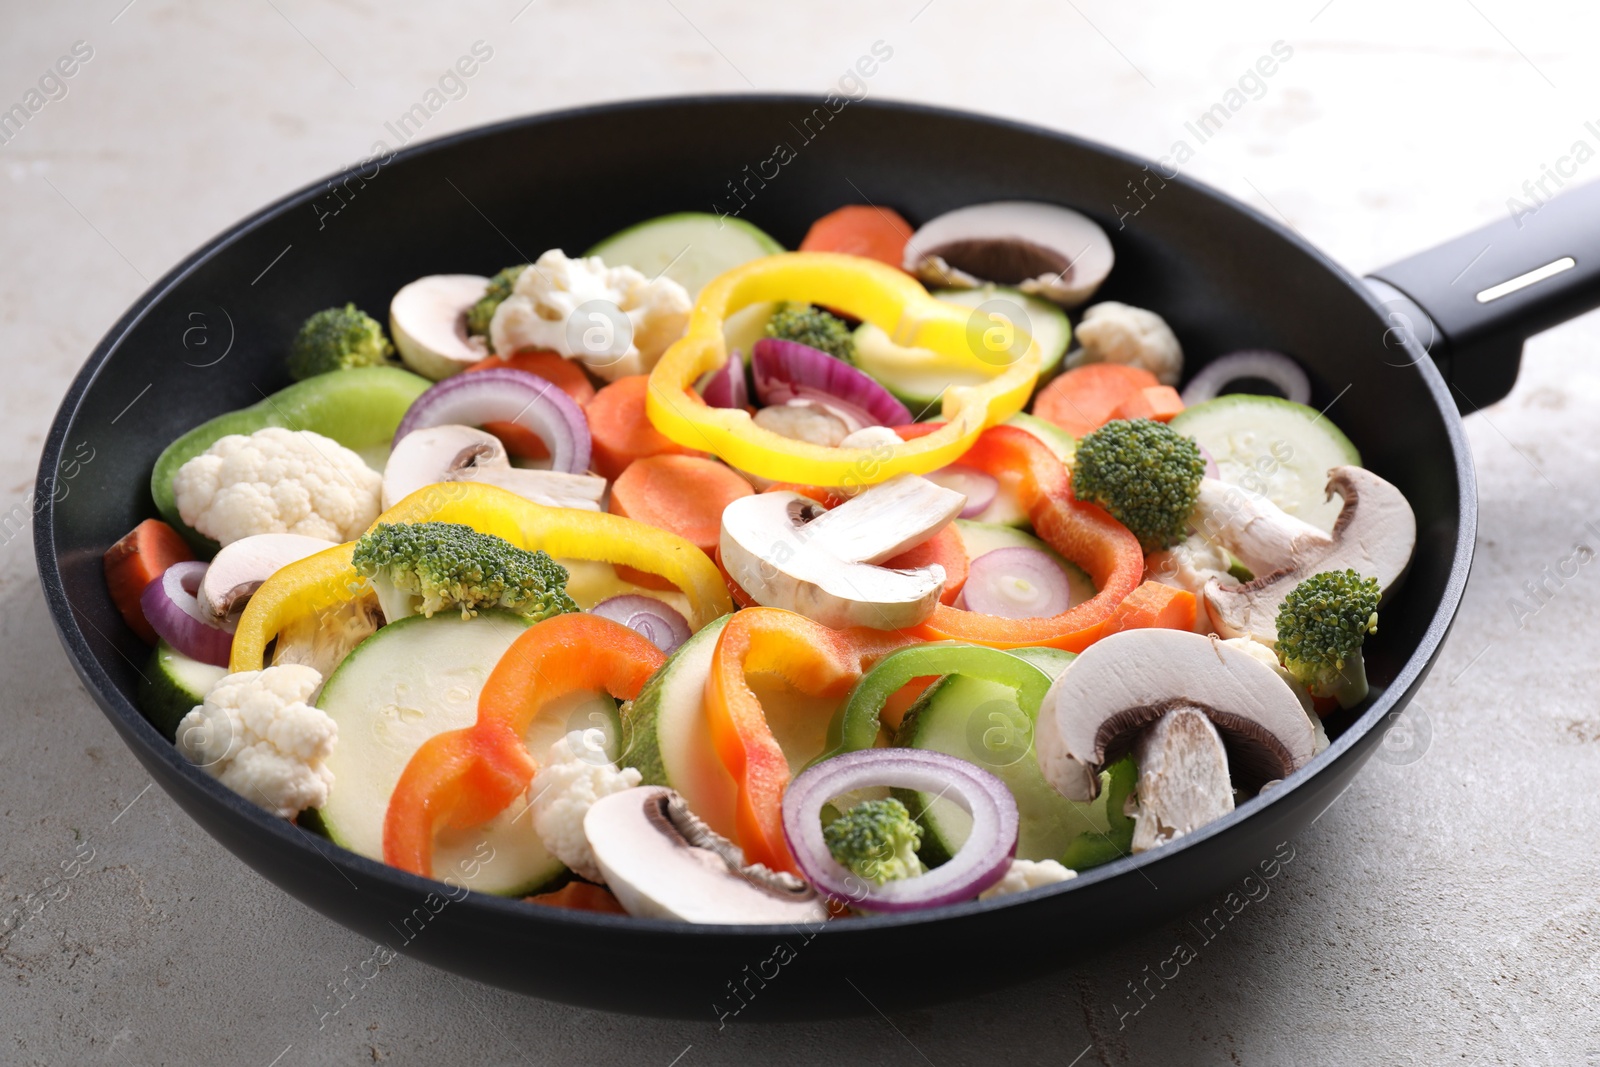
[1221, 637, 1329, 753]
[176, 664, 337, 819]
[488, 249, 691, 382]
[1146, 533, 1233, 634]
[172, 426, 382, 546]
[1074, 301, 1183, 385]
[526, 729, 642, 881]
[978, 858, 1076, 900]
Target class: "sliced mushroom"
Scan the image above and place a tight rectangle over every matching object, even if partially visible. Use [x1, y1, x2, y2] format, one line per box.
[197, 533, 339, 622]
[1035, 628, 1316, 803]
[381, 423, 605, 512]
[718, 472, 965, 629]
[584, 786, 828, 924]
[1128, 706, 1234, 854]
[902, 201, 1114, 307]
[390, 275, 491, 381]
[1201, 466, 1416, 645]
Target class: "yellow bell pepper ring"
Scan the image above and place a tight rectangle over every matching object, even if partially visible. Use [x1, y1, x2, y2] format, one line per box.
[228, 481, 734, 673]
[645, 252, 1043, 487]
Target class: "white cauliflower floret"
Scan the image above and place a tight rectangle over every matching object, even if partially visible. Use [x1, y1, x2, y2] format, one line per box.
[978, 858, 1076, 900]
[176, 664, 337, 819]
[527, 729, 642, 881]
[1221, 637, 1329, 752]
[488, 249, 691, 382]
[172, 426, 382, 546]
[1146, 533, 1234, 634]
[1074, 301, 1183, 385]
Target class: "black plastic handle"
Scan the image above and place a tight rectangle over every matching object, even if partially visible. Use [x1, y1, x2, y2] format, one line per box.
[1366, 178, 1600, 410]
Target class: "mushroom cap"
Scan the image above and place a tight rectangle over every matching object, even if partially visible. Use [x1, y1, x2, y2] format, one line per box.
[380, 424, 509, 512]
[1204, 465, 1417, 644]
[196, 533, 340, 622]
[902, 201, 1114, 308]
[1035, 628, 1316, 802]
[389, 274, 491, 381]
[584, 787, 828, 924]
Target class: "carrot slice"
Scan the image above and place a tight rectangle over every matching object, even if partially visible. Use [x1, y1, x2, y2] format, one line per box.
[1110, 385, 1184, 423]
[587, 375, 705, 481]
[609, 455, 753, 587]
[525, 881, 627, 914]
[799, 205, 914, 268]
[1105, 581, 1196, 634]
[103, 519, 194, 645]
[468, 350, 598, 461]
[1033, 364, 1160, 438]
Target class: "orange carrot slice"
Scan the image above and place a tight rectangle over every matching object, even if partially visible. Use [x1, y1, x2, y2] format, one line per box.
[103, 519, 194, 645]
[468, 350, 598, 460]
[1033, 364, 1160, 438]
[799, 205, 915, 268]
[587, 375, 705, 481]
[609, 455, 754, 588]
[1105, 581, 1196, 634]
[1110, 384, 1184, 423]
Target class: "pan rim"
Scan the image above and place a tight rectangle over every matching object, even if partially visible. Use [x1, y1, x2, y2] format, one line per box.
[33, 92, 1476, 939]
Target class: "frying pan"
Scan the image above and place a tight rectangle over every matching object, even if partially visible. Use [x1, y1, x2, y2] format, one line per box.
[34, 96, 1598, 1021]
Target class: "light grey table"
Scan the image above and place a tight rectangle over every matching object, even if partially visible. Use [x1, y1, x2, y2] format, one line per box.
[4, 2, 1596, 1063]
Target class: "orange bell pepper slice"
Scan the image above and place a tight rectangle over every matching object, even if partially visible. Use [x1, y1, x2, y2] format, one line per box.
[383, 613, 665, 879]
[706, 607, 925, 873]
[899, 424, 1146, 650]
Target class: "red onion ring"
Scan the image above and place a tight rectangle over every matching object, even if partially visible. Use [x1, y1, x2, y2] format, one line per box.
[782, 748, 1017, 912]
[695, 350, 749, 409]
[590, 595, 691, 654]
[962, 547, 1074, 619]
[1181, 350, 1311, 406]
[925, 464, 999, 519]
[140, 561, 235, 668]
[1196, 442, 1220, 480]
[752, 338, 912, 428]
[394, 367, 591, 474]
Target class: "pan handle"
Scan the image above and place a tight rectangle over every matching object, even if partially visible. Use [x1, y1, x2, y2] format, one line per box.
[1366, 178, 1600, 412]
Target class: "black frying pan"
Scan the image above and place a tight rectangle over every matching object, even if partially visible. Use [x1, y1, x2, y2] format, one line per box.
[34, 96, 1596, 1021]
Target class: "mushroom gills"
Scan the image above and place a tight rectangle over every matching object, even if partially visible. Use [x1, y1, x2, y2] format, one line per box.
[583, 786, 828, 924]
[1128, 705, 1234, 853]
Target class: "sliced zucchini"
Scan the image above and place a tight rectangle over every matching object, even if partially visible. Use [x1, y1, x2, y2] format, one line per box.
[314, 610, 620, 896]
[138, 641, 227, 738]
[954, 519, 1096, 607]
[853, 286, 1071, 412]
[586, 212, 784, 297]
[1169, 395, 1361, 532]
[1005, 411, 1076, 464]
[893, 672, 1109, 864]
[1005, 646, 1077, 680]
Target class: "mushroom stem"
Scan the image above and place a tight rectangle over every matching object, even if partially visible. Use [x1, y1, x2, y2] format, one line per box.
[1129, 705, 1235, 853]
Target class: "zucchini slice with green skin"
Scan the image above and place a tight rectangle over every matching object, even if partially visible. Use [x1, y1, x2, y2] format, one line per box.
[1004, 645, 1077, 681]
[314, 610, 620, 897]
[893, 671, 1110, 864]
[852, 286, 1071, 411]
[586, 212, 784, 297]
[1168, 394, 1361, 532]
[137, 641, 227, 739]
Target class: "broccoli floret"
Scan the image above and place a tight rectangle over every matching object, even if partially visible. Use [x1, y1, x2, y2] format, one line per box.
[766, 304, 856, 363]
[1275, 569, 1381, 709]
[352, 521, 578, 623]
[286, 304, 394, 380]
[1070, 418, 1206, 553]
[823, 797, 925, 885]
[467, 265, 528, 337]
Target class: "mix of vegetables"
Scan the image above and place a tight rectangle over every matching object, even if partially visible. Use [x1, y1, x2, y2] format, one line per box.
[104, 199, 1418, 922]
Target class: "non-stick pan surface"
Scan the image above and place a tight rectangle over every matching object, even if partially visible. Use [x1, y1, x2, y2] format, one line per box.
[35, 96, 1502, 1019]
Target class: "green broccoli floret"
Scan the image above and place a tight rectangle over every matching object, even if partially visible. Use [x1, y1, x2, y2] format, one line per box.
[1275, 569, 1381, 709]
[823, 797, 925, 885]
[1070, 418, 1206, 553]
[286, 304, 395, 380]
[467, 265, 528, 337]
[766, 303, 856, 363]
[352, 522, 579, 623]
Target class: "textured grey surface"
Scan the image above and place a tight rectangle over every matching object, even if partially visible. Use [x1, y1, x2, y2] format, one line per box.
[4, 1, 1599, 1064]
